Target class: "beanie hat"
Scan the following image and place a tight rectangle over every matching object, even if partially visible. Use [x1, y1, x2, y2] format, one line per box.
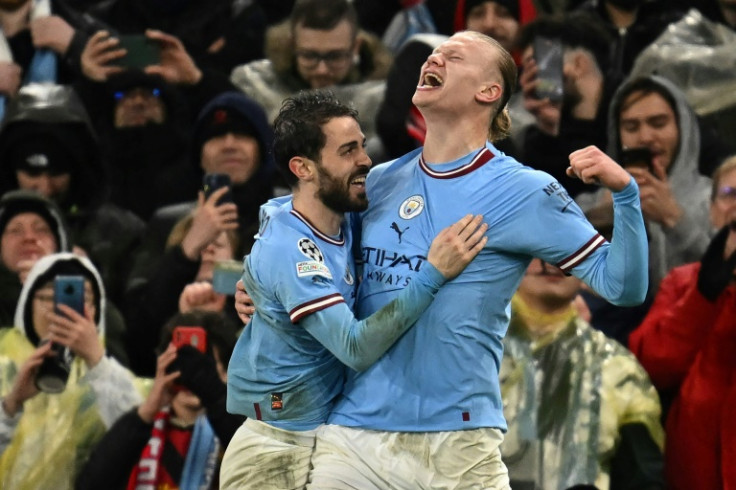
[0, 190, 69, 252]
[8, 136, 76, 175]
[191, 92, 274, 176]
[2, 122, 91, 176]
[464, 0, 520, 22]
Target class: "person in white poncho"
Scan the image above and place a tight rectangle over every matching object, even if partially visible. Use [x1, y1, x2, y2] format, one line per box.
[0, 253, 144, 490]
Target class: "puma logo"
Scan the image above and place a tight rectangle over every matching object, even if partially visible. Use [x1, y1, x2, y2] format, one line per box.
[390, 222, 409, 243]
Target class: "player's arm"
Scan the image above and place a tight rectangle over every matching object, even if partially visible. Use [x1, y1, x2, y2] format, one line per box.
[300, 215, 488, 371]
[566, 146, 648, 305]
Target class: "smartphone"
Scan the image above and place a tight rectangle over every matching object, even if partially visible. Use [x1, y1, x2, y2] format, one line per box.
[212, 259, 242, 295]
[202, 173, 233, 205]
[533, 36, 564, 102]
[620, 147, 654, 174]
[54, 275, 85, 317]
[112, 34, 161, 69]
[171, 326, 207, 353]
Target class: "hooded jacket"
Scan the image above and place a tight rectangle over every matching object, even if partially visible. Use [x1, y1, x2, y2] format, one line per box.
[0, 83, 146, 304]
[230, 20, 392, 144]
[0, 190, 70, 326]
[577, 75, 713, 294]
[0, 253, 143, 490]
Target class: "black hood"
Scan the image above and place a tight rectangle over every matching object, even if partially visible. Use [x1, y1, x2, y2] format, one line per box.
[0, 83, 109, 211]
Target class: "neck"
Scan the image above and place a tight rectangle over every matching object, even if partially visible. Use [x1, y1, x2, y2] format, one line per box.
[0, 2, 31, 37]
[605, 3, 637, 29]
[514, 292, 577, 339]
[572, 74, 604, 120]
[421, 108, 490, 163]
[292, 189, 344, 236]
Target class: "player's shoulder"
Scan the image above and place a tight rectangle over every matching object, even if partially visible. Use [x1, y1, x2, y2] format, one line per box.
[489, 148, 563, 192]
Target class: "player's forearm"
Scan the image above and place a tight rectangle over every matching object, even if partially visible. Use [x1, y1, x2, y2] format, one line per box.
[585, 180, 648, 306]
[304, 264, 445, 371]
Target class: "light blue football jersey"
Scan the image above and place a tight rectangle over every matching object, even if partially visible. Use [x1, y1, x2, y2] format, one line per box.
[226, 199, 357, 430]
[329, 143, 646, 431]
[226, 197, 448, 431]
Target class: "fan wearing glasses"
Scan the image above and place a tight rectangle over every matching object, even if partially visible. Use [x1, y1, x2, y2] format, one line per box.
[230, 0, 393, 144]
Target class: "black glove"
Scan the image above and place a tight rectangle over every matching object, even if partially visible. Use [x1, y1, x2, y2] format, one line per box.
[167, 345, 226, 407]
[697, 226, 736, 301]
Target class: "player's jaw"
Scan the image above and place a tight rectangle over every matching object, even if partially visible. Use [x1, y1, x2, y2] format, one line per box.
[317, 165, 370, 213]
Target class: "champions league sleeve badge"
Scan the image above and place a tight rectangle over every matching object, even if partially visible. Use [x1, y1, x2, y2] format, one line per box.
[296, 238, 332, 279]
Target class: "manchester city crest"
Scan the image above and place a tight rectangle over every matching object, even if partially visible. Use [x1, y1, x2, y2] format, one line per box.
[399, 195, 425, 220]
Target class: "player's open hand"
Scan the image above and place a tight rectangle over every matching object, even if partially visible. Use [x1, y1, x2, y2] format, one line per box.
[428, 214, 488, 279]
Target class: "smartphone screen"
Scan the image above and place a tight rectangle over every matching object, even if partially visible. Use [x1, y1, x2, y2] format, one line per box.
[202, 173, 233, 205]
[112, 35, 161, 69]
[212, 259, 243, 295]
[533, 36, 564, 102]
[172, 326, 207, 353]
[620, 147, 654, 175]
[54, 275, 85, 317]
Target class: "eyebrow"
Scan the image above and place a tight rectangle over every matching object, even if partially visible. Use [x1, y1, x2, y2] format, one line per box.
[337, 139, 364, 153]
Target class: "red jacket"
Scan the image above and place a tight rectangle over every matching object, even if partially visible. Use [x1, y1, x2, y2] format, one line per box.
[629, 262, 736, 490]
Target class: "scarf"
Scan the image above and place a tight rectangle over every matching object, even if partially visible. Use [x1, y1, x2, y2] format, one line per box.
[127, 407, 220, 490]
[0, 0, 58, 119]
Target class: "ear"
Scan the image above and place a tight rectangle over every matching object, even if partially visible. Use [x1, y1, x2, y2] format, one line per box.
[352, 36, 363, 57]
[568, 50, 588, 77]
[288, 156, 315, 183]
[476, 82, 503, 104]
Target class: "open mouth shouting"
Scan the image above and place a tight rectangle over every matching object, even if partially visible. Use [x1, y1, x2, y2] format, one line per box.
[417, 71, 444, 91]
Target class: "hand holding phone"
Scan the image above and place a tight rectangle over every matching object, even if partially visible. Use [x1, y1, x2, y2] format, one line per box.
[171, 326, 208, 353]
[203, 173, 233, 206]
[111, 34, 161, 69]
[54, 275, 85, 317]
[620, 147, 656, 178]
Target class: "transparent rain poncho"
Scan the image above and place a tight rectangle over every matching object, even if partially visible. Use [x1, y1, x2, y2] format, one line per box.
[499, 300, 665, 490]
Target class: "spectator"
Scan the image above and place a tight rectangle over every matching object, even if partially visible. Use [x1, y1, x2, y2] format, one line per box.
[125, 212, 241, 377]
[80, 0, 269, 75]
[502, 258, 665, 489]
[124, 91, 274, 376]
[230, 0, 392, 150]
[0, 190, 130, 364]
[574, 0, 686, 82]
[77, 70, 200, 221]
[0, 252, 142, 489]
[0, 0, 93, 117]
[628, 155, 736, 490]
[516, 12, 616, 198]
[0, 190, 68, 325]
[76, 310, 244, 490]
[0, 83, 146, 306]
[578, 75, 713, 294]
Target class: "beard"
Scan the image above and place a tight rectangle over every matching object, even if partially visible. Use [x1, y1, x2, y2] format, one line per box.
[315, 164, 369, 213]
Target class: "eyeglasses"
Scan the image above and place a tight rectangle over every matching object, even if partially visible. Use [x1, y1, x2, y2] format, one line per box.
[715, 185, 736, 203]
[295, 49, 353, 69]
[114, 87, 161, 101]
